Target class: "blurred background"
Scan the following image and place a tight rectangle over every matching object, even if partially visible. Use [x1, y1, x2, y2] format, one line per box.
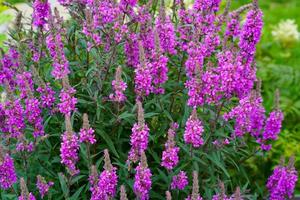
[0, 0, 299, 196]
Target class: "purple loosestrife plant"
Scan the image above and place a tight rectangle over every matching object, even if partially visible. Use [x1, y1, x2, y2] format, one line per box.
[134, 151, 152, 200]
[109, 66, 127, 103]
[0, 147, 17, 189]
[161, 123, 180, 170]
[32, 0, 50, 28]
[36, 175, 54, 198]
[267, 157, 298, 200]
[184, 109, 204, 148]
[60, 115, 80, 175]
[90, 150, 118, 200]
[128, 100, 149, 163]
[0, 0, 296, 199]
[79, 113, 96, 144]
[171, 171, 188, 190]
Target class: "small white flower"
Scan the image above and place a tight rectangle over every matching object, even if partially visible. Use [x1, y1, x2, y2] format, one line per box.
[272, 19, 300, 47]
[0, 92, 6, 103]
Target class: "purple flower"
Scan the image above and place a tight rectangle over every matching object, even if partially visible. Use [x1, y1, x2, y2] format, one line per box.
[36, 175, 54, 198]
[125, 33, 139, 67]
[134, 43, 153, 97]
[171, 171, 188, 190]
[263, 110, 284, 141]
[109, 66, 127, 103]
[58, 87, 77, 116]
[223, 91, 265, 138]
[225, 13, 240, 38]
[16, 72, 34, 99]
[0, 153, 17, 189]
[161, 123, 179, 170]
[4, 100, 26, 138]
[185, 76, 205, 108]
[25, 98, 44, 138]
[155, 11, 177, 55]
[90, 150, 118, 200]
[16, 141, 34, 152]
[46, 28, 70, 80]
[18, 193, 36, 200]
[134, 152, 152, 200]
[32, 0, 50, 28]
[60, 116, 80, 175]
[238, 7, 263, 65]
[184, 109, 204, 148]
[37, 83, 55, 108]
[128, 122, 150, 162]
[79, 113, 96, 144]
[267, 158, 298, 200]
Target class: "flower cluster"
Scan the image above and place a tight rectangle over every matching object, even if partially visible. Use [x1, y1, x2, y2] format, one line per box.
[184, 109, 205, 148]
[36, 175, 54, 198]
[60, 116, 80, 175]
[0, 152, 17, 189]
[267, 158, 298, 200]
[32, 0, 50, 28]
[161, 123, 180, 170]
[223, 91, 265, 138]
[128, 101, 150, 162]
[90, 150, 118, 200]
[109, 66, 127, 103]
[58, 87, 77, 116]
[238, 5, 263, 65]
[37, 83, 55, 108]
[171, 171, 188, 190]
[134, 152, 152, 200]
[79, 113, 96, 144]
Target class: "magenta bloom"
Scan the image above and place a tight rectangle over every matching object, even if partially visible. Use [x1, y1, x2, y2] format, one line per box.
[124, 33, 139, 67]
[238, 7, 263, 65]
[0, 154, 17, 189]
[150, 52, 168, 94]
[171, 171, 188, 190]
[134, 152, 152, 200]
[32, 0, 50, 28]
[184, 109, 204, 148]
[155, 15, 177, 55]
[94, 167, 118, 199]
[109, 66, 127, 103]
[134, 44, 153, 97]
[225, 13, 241, 38]
[90, 150, 118, 200]
[16, 141, 34, 152]
[18, 193, 36, 200]
[60, 131, 80, 175]
[37, 83, 55, 108]
[79, 128, 96, 144]
[185, 77, 204, 108]
[267, 160, 298, 200]
[223, 92, 265, 138]
[4, 100, 25, 138]
[16, 71, 34, 99]
[25, 98, 44, 138]
[36, 175, 54, 198]
[128, 123, 150, 162]
[46, 33, 70, 80]
[58, 87, 77, 116]
[263, 110, 284, 141]
[161, 123, 179, 170]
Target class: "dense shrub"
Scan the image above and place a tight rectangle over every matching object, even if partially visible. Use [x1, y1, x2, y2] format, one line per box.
[0, 0, 298, 199]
